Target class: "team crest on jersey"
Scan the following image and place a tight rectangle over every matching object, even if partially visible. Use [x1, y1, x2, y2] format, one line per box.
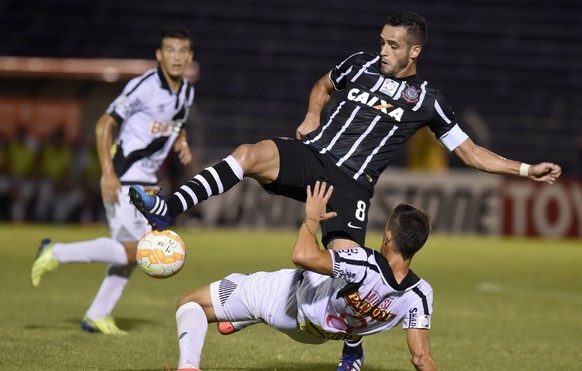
[402, 84, 420, 103]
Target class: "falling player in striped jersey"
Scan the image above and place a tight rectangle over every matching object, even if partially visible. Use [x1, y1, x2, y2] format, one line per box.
[31, 28, 195, 334]
[173, 182, 436, 371]
[130, 11, 561, 367]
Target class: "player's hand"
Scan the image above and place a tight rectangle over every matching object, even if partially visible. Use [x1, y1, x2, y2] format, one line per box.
[305, 181, 337, 222]
[295, 113, 320, 139]
[100, 172, 121, 203]
[174, 139, 192, 165]
[529, 162, 562, 184]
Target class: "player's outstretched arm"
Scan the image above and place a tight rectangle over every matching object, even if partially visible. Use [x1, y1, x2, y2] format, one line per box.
[407, 329, 438, 371]
[453, 137, 561, 184]
[291, 181, 336, 275]
[296, 75, 335, 139]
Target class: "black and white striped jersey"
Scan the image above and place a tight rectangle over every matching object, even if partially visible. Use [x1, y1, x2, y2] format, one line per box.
[303, 52, 468, 189]
[296, 247, 433, 340]
[107, 65, 195, 185]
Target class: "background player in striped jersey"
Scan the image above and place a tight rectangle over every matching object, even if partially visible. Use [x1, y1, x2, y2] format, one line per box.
[31, 28, 196, 334]
[130, 11, 561, 367]
[173, 182, 436, 371]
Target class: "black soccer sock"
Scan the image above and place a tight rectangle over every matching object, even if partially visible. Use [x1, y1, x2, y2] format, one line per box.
[167, 155, 244, 217]
[342, 337, 363, 356]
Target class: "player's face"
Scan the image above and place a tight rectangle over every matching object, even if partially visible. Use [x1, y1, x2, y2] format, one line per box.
[379, 25, 420, 78]
[156, 37, 193, 81]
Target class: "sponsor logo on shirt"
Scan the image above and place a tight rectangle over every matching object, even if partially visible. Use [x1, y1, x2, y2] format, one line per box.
[347, 88, 405, 121]
[343, 291, 396, 322]
[150, 120, 178, 137]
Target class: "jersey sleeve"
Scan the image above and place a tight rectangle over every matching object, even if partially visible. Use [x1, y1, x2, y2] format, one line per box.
[106, 77, 149, 124]
[428, 90, 469, 152]
[402, 283, 434, 330]
[329, 247, 370, 283]
[328, 52, 365, 91]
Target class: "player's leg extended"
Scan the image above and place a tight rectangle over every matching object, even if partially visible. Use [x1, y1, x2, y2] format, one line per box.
[175, 286, 216, 371]
[129, 140, 280, 229]
[31, 237, 128, 288]
[82, 190, 146, 335]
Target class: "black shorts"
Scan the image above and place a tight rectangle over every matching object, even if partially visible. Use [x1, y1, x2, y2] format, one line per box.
[262, 138, 373, 247]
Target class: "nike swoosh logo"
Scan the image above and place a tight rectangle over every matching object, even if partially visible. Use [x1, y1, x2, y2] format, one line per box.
[363, 69, 380, 76]
[347, 222, 362, 229]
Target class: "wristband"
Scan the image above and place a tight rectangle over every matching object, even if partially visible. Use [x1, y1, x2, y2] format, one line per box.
[519, 163, 530, 177]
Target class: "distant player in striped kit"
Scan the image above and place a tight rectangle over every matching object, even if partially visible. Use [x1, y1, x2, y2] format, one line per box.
[130, 11, 561, 367]
[31, 28, 195, 334]
[173, 182, 437, 371]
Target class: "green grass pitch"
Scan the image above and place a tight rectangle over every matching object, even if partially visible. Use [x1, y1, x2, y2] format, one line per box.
[1, 223, 581, 370]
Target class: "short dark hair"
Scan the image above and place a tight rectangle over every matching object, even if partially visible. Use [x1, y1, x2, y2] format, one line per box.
[387, 12, 428, 46]
[160, 27, 192, 48]
[386, 203, 431, 260]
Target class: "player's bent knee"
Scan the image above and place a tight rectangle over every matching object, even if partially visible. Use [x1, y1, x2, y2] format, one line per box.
[176, 289, 206, 309]
[176, 293, 193, 309]
[233, 140, 279, 182]
[233, 140, 276, 169]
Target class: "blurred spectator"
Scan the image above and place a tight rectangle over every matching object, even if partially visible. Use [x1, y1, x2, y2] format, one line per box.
[0, 134, 9, 220]
[8, 126, 40, 222]
[35, 128, 82, 223]
[74, 137, 106, 224]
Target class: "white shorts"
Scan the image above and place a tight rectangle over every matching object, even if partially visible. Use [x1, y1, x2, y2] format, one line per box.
[210, 269, 327, 345]
[103, 185, 153, 242]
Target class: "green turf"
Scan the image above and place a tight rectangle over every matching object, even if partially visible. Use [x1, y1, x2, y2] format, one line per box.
[1, 224, 581, 370]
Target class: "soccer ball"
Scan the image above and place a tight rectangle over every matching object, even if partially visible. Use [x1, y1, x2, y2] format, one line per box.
[136, 230, 186, 278]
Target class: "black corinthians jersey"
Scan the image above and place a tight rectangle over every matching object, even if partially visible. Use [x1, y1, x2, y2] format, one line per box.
[303, 52, 468, 189]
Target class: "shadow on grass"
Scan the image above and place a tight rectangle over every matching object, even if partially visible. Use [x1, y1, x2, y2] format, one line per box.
[23, 316, 160, 331]
[118, 363, 408, 371]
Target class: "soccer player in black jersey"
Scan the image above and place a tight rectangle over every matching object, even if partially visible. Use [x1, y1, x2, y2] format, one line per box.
[130, 12, 561, 370]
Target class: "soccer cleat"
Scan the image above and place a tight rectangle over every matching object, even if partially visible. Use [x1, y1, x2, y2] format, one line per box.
[217, 322, 238, 335]
[129, 185, 172, 230]
[337, 349, 364, 371]
[31, 239, 59, 288]
[81, 315, 127, 335]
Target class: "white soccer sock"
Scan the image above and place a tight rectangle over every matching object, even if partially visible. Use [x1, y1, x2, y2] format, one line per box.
[176, 302, 208, 369]
[85, 273, 129, 319]
[52, 237, 128, 265]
